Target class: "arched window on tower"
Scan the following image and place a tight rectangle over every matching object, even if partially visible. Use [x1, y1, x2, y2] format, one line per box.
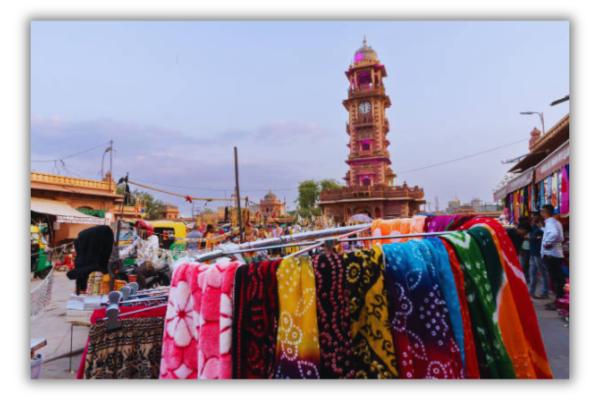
[357, 72, 372, 91]
[362, 177, 371, 186]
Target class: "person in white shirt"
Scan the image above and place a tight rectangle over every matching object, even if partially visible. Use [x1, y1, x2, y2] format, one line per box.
[540, 204, 565, 310]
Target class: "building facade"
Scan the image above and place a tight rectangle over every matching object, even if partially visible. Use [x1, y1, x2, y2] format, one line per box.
[319, 38, 426, 221]
[259, 189, 287, 218]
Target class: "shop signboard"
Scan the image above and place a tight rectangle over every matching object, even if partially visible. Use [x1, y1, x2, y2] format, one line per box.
[535, 141, 569, 183]
[493, 167, 534, 202]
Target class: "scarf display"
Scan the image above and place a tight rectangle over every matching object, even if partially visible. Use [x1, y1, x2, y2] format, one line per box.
[232, 260, 280, 379]
[274, 256, 321, 379]
[442, 232, 515, 379]
[560, 165, 569, 214]
[440, 241, 480, 379]
[384, 241, 463, 379]
[425, 215, 454, 232]
[456, 218, 553, 379]
[467, 226, 535, 379]
[423, 238, 466, 368]
[85, 317, 165, 379]
[343, 247, 398, 379]
[312, 253, 355, 378]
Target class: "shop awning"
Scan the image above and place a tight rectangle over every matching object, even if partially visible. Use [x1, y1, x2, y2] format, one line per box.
[493, 167, 535, 202]
[31, 198, 107, 225]
[535, 140, 569, 183]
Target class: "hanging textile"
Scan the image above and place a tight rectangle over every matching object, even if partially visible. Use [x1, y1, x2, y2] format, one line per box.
[342, 247, 398, 379]
[274, 256, 321, 379]
[440, 241, 480, 379]
[312, 253, 355, 379]
[442, 232, 515, 379]
[426, 215, 454, 233]
[467, 226, 536, 379]
[551, 172, 559, 211]
[447, 215, 476, 231]
[410, 215, 427, 234]
[423, 238, 466, 369]
[160, 262, 205, 379]
[455, 218, 553, 379]
[383, 241, 463, 379]
[85, 317, 165, 379]
[218, 261, 239, 379]
[560, 165, 569, 214]
[232, 260, 280, 379]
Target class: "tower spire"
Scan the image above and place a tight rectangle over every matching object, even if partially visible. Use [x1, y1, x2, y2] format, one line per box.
[363, 35, 367, 46]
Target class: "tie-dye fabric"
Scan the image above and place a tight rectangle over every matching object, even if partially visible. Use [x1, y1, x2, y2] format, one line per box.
[442, 232, 515, 379]
[274, 256, 321, 379]
[423, 237, 466, 368]
[342, 247, 398, 379]
[467, 226, 536, 379]
[441, 242, 480, 379]
[456, 218, 553, 379]
[426, 216, 454, 233]
[383, 241, 464, 379]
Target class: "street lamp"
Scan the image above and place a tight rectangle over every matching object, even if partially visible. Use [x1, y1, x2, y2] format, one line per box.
[520, 111, 545, 135]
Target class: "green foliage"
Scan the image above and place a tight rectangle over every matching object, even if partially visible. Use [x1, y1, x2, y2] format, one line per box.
[319, 179, 342, 191]
[201, 208, 214, 214]
[296, 180, 320, 209]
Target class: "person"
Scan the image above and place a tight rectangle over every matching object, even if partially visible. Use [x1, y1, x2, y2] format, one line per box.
[202, 224, 216, 249]
[506, 222, 531, 256]
[541, 204, 565, 310]
[186, 224, 202, 251]
[529, 219, 550, 299]
[531, 211, 542, 226]
[519, 220, 532, 283]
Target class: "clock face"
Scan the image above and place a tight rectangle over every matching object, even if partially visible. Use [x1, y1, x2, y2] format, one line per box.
[358, 102, 371, 114]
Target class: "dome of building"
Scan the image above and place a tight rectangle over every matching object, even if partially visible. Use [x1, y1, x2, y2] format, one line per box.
[264, 189, 277, 201]
[353, 36, 379, 66]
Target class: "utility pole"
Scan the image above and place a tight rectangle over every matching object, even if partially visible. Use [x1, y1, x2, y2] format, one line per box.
[108, 139, 114, 193]
[234, 147, 244, 243]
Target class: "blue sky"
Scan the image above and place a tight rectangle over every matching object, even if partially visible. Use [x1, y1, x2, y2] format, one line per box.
[30, 21, 569, 215]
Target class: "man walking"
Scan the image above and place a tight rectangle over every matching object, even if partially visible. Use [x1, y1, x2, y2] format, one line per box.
[529, 218, 550, 299]
[541, 204, 565, 310]
[186, 224, 203, 251]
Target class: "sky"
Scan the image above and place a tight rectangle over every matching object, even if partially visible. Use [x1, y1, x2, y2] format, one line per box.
[30, 21, 569, 216]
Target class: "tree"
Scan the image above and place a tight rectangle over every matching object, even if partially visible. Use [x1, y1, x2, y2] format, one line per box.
[319, 179, 342, 192]
[296, 180, 320, 209]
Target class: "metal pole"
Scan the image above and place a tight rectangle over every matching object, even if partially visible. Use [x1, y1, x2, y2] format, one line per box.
[540, 112, 545, 135]
[234, 147, 244, 243]
[109, 139, 113, 192]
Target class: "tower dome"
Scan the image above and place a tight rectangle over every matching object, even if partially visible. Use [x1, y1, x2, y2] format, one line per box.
[264, 189, 277, 201]
[353, 36, 379, 66]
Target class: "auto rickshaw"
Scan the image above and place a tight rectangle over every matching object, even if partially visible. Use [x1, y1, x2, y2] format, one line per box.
[136, 220, 186, 250]
[31, 225, 53, 278]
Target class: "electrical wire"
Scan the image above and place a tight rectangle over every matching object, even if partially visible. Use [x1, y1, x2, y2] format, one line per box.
[397, 138, 528, 174]
[31, 142, 110, 163]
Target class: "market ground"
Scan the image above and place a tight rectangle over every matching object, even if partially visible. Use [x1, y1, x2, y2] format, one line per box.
[30, 271, 570, 379]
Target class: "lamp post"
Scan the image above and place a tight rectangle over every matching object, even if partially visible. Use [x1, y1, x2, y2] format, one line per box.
[520, 111, 545, 135]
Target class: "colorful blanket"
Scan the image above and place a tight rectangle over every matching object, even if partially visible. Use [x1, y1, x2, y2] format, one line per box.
[274, 256, 321, 379]
[343, 247, 398, 379]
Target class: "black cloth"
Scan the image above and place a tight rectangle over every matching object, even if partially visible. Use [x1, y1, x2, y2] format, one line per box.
[67, 225, 114, 293]
[543, 255, 566, 299]
[530, 227, 543, 257]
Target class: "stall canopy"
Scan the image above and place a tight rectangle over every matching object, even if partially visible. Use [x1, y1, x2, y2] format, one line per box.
[31, 198, 106, 225]
[493, 167, 535, 202]
[535, 140, 569, 183]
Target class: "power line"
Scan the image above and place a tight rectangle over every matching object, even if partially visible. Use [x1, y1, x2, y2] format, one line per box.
[31, 142, 110, 163]
[397, 138, 528, 174]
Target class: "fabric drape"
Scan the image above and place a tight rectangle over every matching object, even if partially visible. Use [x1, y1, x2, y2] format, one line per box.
[442, 232, 515, 379]
[456, 218, 553, 379]
[343, 247, 398, 379]
[425, 215, 454, 232]
[274, 256, 321, 379]
[384, 241, 463, 379]
[312, 253, 355, 378]
[232, 260, 280, 379]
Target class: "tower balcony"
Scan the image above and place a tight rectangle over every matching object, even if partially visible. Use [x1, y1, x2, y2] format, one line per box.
[319, 184, 426, 202]
[348, 84, 386, 98]
[383, 118, 389, 133]
[354, 116, 375, 127]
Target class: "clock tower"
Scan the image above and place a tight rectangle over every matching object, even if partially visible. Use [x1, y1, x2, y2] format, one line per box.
[318, 37, 426, 221]
[343, 36, 396, 187]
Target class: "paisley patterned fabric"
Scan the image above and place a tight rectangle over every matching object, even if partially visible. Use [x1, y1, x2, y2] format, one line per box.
[442, 232, 515, 379]
[467, 226, 536, 379]
[274, 256, 321, 379]
[85, 317, 165, 379]
[423, 237, 466, 368]
[441, 241, 480, 379]
[457, 218, 553, 379]
[384, 241, 464, 379]
[232, 260, 280, 379]
[342, 247, 398, 379]
[312, 253, 355, 378]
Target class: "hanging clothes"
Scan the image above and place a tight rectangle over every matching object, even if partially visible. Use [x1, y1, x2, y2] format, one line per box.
[426, 215, 454, 233]
[232, 260, 280, 379]
[440, 241, 480, 379]
[551, 172, 559, 212]
[383, 241, 463, 379]
[442, 232, 515, 379]
[446, 215, 476, 231]
[456, 218, 553, 379]
[342, 247, 398, 379]
[560, 165, 569, 214]
[312, 253, 354, 378]
[423, 237, 466, 369]
[274, 256, 321, 379]
[467, 226, 536, 379]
